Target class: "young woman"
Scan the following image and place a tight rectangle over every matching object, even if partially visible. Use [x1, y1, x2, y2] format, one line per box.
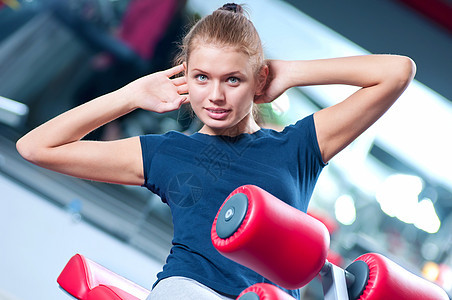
[16, 3, 416, 299]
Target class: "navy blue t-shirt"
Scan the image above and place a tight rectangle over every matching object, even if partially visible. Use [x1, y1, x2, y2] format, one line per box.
[140, 114, 326, 298]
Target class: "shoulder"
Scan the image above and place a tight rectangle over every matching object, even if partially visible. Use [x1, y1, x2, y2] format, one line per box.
[285, 114, 315, 132]
[276, 114, 326, 166]
[139, 130, 194, 155]
[140, 130, 195, 144]
[253, 115, 316, 146]
[266, 114, 315, 138]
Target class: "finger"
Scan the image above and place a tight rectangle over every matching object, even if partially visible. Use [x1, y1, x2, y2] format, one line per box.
[179, 95, 190, 105]
[181, 96, 190, 104]
[172, 76, 187, 86]
[163, 64, 185, 77]
[173, 95, 189, 108]
[177, 84, 188, 94]
[160, 96, 188, 112]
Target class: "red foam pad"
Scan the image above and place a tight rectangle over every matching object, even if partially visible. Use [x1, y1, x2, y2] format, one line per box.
[212, 185, 330, 289]
[326, 250, 344, 268]
[308, 209, 339, 235]
[355, 253, 448, 300]
[87, 285, 141, 300]
[57, 254, 94, 299]
[237, 283, 296, 300]
[57, 254, 149, 300]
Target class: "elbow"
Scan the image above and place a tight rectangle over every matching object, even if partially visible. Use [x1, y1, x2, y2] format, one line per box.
[394, 56, 416, 89]
[16, 136, 33, 162]
[402, 56, 416, 82]
[16, 136, 42, 164]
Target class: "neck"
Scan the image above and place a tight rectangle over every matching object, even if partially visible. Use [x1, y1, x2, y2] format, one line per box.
[199, 119, 261, 137]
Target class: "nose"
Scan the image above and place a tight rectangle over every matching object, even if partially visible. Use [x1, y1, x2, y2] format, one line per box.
[208, 81, 225, 103]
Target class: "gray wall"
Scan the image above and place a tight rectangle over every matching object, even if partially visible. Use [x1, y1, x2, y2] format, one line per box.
[285, 0, 452, 102]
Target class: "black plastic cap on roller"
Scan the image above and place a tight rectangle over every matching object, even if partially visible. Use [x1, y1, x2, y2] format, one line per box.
[238, 291, 260, 300]
[216, 193, 248, 239]
[346, 260, 370, 300]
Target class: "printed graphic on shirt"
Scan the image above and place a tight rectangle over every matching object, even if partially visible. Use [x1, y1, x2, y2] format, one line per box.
[196, 143, 231, 181]
[167, 173, 203, 207]
[194, 133, 255, 182]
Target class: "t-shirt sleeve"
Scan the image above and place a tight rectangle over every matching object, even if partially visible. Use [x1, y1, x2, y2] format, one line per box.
[139, 134, 167, 189]
[288, 113, 327, 168]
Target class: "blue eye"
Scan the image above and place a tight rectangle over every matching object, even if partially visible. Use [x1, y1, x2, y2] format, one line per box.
[196, 74, 208, 82]
[228, 77, 240, 84]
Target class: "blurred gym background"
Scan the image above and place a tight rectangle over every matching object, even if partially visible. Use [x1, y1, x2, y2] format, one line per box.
[0, 0, 451, 299]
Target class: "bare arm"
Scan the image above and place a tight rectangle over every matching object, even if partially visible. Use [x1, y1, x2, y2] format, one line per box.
[256, 55, 416, 163]
[16, 64, 188, 185]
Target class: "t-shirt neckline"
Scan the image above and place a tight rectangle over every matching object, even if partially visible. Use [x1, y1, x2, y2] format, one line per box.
[191, 128, 265, 141]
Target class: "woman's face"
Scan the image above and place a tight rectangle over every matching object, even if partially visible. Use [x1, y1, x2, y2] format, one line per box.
[186, 44, 260, 136]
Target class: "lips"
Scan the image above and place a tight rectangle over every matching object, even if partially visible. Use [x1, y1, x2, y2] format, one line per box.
[207, 108, 230, 113]
[205, 107, 231, 120]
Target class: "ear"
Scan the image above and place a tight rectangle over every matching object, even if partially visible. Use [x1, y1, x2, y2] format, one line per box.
[255, 64, 269, 96]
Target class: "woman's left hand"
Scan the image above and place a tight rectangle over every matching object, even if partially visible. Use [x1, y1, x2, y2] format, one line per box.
[254, 60, 292, 104]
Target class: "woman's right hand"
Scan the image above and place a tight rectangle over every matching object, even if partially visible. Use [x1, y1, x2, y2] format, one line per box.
[122, 64, 189, 113]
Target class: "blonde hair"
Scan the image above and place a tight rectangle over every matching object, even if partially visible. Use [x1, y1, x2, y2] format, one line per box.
[175, 3, 265, 76]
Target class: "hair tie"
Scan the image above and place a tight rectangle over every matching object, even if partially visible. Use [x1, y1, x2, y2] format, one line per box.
[221, 3, 243, 14]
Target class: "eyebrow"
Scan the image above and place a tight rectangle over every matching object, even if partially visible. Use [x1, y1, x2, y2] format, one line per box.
[191, 68, 246, 77]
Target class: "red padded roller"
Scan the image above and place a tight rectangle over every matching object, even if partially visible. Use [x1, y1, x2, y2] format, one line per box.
[237, 283, 296, 300]
[57, 254, 149, 300]
[57, 254, 94, 299]
[308, 209, 339, 235]
[354, 253, 448, 300]
[87, 285, 141, 300]
[211, 185, 330, 289]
